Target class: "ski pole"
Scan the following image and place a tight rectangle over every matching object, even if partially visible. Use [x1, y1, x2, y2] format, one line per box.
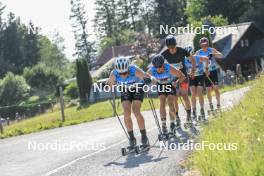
[146, 93, 163, 134]
[109, 92, 130, 140]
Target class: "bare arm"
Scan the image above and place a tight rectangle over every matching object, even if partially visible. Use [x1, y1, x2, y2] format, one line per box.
[106, 71, 116, 87]
[199, 56, 209, 68]
[135, 67, 149, 79]
[199, 56, 209, 76]
[170, 66, 186, 83]
[188, 54, 196, 78]
[212, 48, 223, 59]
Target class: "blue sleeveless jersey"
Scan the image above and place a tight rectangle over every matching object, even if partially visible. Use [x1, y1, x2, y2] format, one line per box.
[113, 65, 143, 85]
[150, 63, 173, 84]
[185, 56, 205, 76]
[197, 47, 217, 71]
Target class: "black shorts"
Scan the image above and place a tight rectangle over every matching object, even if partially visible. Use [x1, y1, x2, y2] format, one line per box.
[157, 83, 176, 96]
[189, 75, 205, 87]
[205, 70, 219, 87]
[121, 89, 144, 102]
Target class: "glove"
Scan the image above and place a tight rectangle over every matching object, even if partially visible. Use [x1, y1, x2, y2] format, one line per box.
[143, 77, 152, 84]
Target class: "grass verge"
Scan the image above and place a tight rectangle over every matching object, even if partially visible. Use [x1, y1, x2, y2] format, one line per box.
[187, 75, 264, 175]
[0, 79, 256, 139]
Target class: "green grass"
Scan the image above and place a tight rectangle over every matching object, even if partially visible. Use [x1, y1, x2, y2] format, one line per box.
[188, 75, 264, 176]
[0, 79, 254, 139]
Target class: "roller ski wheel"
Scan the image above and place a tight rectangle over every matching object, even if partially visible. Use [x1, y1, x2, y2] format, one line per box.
[158, 133, 170, 141]
[139, 144, 150, 153]
[208, 109, 216, 116]
[121, 146, 139, 156]
[184, 122, 193, 129]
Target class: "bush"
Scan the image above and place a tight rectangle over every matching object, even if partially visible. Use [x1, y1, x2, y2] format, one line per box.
[64, 82, 79, 99]
[0, 72, 30, 106]
[23, 64, 63, 92]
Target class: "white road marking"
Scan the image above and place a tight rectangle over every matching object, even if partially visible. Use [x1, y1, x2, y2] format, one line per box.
[43, 126, 157, 176]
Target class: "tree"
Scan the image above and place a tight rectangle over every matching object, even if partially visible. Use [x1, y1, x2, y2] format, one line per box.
[39, 36, 69, 72]
[23, 21, 41, 67]
[94, 0, 117, 38]
[76, 59, 92, 105]
[23, 64, 63, 93]
[131, 33, 160, 62]
[116, 0, 141, 31]
[0, 72, 30, 106]
[239, 0, 264, 30]
[0, 13, 41, 77]
[70, 0, 94, 67]
[185, 0, 248, 24]
[151, 0, 187, 37]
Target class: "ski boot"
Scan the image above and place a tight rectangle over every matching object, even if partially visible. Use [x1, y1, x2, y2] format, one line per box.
[175, 116, 181, 129]
[184, 114, 193, 129]
[158, 124, 169, 141]
[216, 104, 221, 112]
[192, 109, 197, 121]
[169, 122, 178, 138]
[199, 108, 208, 124]
[139, 136, 150, 152]
[208, 103, 216, 116]
[121, 138, 139, 156]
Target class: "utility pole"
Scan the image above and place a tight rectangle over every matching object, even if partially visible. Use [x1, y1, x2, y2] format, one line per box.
[59, 86, 65, 122]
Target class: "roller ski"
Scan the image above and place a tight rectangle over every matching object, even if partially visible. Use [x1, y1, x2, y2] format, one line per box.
[158, 124, 170, 141]
[175, 116, 181, 129]
[207, 103, 217, 116]
[197, 108, 208, 125]
[192, 109, 199, 126]
[184, 115, 200, 137]
[121, 138, 139, 156]
[138, 136, 151, 153]
[216, 104, 222, 113]
[184, 112, 194, 129]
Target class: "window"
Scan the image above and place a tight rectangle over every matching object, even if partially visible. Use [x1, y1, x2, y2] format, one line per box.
[245, 39, 249, 47]
[240, 40, 244, 47]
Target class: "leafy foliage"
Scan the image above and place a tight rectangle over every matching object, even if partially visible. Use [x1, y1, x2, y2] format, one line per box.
[0, 72, 30, 106]
[76, 58, 92, 105]
[23, 64, 63, 92]
[64, 82, 79, 99]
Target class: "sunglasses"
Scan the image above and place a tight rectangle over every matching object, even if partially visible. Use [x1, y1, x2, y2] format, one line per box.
[119, 71, 128, 75]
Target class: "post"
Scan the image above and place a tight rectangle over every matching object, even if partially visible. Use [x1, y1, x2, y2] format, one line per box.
[7, 117, 10, 126]
[111, 46, 116, 116]
[0, 117, 3, 134]
[59, 86, 65, 122]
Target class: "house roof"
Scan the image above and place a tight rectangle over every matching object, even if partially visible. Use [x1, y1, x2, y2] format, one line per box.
[158, 22, 253, 58]
[96, 45, 134, 66]
[213, 22, 252, 57]
[243, 38, 264, 59]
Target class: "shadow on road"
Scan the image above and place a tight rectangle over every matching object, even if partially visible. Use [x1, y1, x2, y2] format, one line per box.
[104, 149, 167, 168]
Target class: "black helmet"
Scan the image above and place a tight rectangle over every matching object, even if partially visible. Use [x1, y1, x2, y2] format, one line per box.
[199, 37, 209, 45]
[165, 35, 177, 47]
[152, 54, 164, 68]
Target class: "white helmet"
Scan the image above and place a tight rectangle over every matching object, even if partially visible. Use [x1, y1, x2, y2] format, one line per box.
[114, 57, 130, 73]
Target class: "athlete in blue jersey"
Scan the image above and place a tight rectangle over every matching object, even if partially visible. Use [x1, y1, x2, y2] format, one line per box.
[185, 46, 209, 120]
[148, 54, 186, 133]
[107, 57, 150, 149]
[197, 37, 223, 111]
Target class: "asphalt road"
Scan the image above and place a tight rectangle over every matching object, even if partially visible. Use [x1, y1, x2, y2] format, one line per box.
[0, 87, 249, 176]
